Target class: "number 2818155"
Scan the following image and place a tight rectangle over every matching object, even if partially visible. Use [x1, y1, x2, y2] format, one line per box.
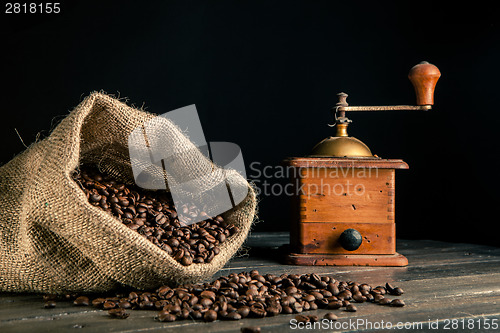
[5, 3, 60, 14]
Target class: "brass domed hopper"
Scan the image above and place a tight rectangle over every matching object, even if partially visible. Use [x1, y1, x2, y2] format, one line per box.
[309, 61, 440, 158]
[283, 62, 440, 266]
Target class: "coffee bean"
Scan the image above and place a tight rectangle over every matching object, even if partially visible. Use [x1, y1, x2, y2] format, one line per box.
[300, 281, 316, 290]
[390, 299, 405, 307]
[218, 310, 228, 319]
[108, 308, 129, 319]
[392, 287, 404, 296]
[118, 301, 132, 309]
[181, 255, 193, 266]
[338, 290, 352, 300]
[250, 303, 267, 318]
[216, 233, 226, 243]
[237, 305, 251, 318]
[192, 303, 203, 311]
[174, 249, 185, 261]
[137, 301, 151, 310]
[167, 238, 180, 248]
[281, 295, 296, 306]
[324, 312, 338, 321]
[158, 310, 176, 322]
[42, 294, 57, 302]
[378, 297, 391, 305]
[246, 288, 259, 297]
[316, 298, 329, 308]
[164, 303, 181, 313]
[352, 294, 366, 303]
[295, 314, 310, 322]
[73, 296, 90, 306]
[90, 298, 105, 307]
[225, 311, 242, 320]
[205, 234, 216, 243]
[191, 310, 203, 320]
[267, 306, 281, 316]
[346, 304, 357, 312]
[291, 301, 303, 313]
[310, 291, 323, 300]
[180, 308, 191, 319]
[44, 301, 56, 309]
[200, 290, 216, 302]
[327, 300, 342, 309]
[327, 283, 340, 295]
[308, 315, 319, 322]
[241, 327, 261, 333]
[359, 283, 371, 292]
[102, 301, 116, 310]
[90, 194, 101, 202]
[204, 309, 218, 322]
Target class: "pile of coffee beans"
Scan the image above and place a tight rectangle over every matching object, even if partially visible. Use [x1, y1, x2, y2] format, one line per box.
[72, 165, 239, 266]
[43, 270, 405, 323]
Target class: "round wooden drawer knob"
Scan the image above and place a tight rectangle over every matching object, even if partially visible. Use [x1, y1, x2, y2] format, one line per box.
[339, 228, 363, 251]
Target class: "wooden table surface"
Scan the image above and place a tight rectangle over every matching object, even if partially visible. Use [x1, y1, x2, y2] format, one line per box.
[1, 232, 499, 332]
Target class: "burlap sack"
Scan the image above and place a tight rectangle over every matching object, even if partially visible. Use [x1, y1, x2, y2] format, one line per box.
[0, 92, 257, 294]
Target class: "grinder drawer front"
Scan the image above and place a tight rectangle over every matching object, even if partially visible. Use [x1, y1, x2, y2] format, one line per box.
[294, 222, 395, 255]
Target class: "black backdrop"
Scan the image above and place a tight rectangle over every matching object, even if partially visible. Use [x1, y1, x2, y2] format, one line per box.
[1, 1, 499, 246]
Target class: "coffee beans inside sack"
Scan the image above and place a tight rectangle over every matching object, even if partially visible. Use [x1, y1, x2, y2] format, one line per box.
[0, 92, 257, 293]
[73, 165, 239, 266]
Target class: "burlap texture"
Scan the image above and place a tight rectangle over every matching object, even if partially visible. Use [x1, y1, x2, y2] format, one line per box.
[0, 92, 257, 294]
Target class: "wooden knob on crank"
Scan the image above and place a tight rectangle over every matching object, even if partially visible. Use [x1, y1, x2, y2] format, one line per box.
[408, 61, 441, 106]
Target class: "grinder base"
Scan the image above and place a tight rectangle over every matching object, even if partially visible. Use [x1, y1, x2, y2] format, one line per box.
[285, 252, 408, 266]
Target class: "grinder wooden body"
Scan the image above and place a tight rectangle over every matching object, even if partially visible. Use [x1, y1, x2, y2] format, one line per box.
[284, 157, 409, 266]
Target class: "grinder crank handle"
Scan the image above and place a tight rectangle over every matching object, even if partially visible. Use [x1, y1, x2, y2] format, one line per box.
[335, 61, 441, 113]
[408, 61, 441, 106]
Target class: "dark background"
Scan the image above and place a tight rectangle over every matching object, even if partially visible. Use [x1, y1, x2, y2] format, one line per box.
[1, 1, 499, 245]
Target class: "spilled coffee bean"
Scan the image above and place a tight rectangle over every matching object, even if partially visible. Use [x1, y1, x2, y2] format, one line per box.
[308, 314, 320, 322]
[73, 296, 89, 306]
[386, 282, 404, 295]
[241, 327, 261, 333]
[392, 287, 404, 296]
[44, 301, 56, 309]
[108, 308, 130, 319]
[390, 299, 405, 307]
[72, 165, 239, 266]
[295, 314, 310, 323]
[378, 297, 392, 305]
[44, 270, 406, 324]
[345, 304, 357, 312]
[323, 312, 338, 321]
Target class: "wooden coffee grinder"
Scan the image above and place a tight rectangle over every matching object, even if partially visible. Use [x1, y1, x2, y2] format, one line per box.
[283, 62, 440, 266]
